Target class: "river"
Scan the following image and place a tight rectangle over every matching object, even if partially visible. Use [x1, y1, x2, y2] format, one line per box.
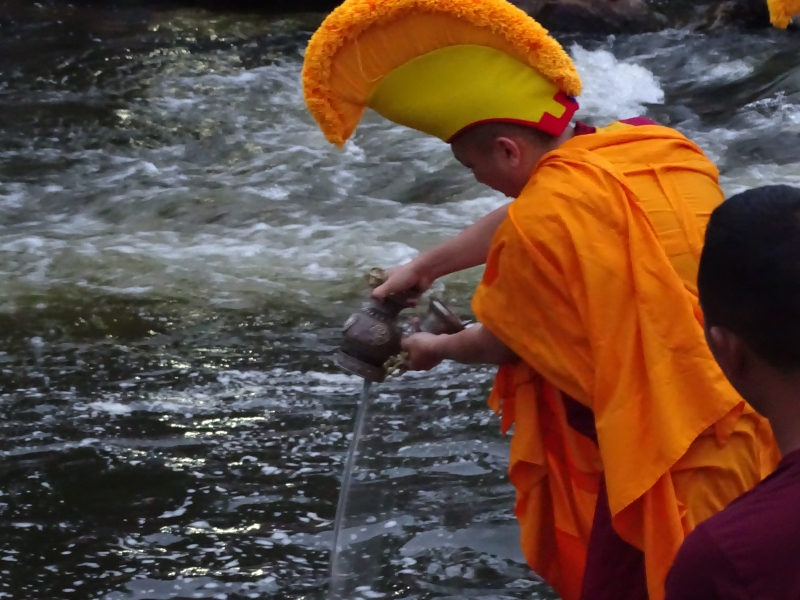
[1, 3, 799, 599]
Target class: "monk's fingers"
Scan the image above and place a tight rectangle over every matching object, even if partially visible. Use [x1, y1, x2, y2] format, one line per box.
[401, 333, 443, 371]
[371, 263, 427, 300]
[410, 316, 422, 333]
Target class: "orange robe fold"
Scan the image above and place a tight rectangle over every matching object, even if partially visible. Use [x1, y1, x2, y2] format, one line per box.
[472, 124, 780, 600]
[768, 0, 800, 28]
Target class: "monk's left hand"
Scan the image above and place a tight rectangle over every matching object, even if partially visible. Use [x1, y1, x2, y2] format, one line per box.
[401, 332, 446, 371]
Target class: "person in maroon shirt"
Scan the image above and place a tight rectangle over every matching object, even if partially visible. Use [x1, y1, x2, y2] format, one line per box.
[665, 184, 800, 600]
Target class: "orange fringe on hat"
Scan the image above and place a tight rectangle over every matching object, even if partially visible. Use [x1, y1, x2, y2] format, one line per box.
[302, 0, 582, 147]
[768, 0, 800, 27]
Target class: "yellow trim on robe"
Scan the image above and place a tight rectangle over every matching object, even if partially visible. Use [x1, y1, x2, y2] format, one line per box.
[474, 123, 780, 600]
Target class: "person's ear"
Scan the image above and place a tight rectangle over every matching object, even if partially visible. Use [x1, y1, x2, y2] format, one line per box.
[707, 325, 749, 385]
[494, 136, 522, 168]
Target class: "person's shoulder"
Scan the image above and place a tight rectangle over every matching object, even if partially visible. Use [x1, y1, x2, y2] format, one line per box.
[666, 524, 723, 599]
[665, 522, 748, 600]
[670, 521, 718, 568]
[714, 450, 800, 524]
[667, 456, 800, 600]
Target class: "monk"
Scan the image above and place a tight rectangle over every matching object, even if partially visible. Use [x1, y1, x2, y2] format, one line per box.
[664, 185, 800, 599]
[377, 115, 779, 600]
[301, 1, 779, 598]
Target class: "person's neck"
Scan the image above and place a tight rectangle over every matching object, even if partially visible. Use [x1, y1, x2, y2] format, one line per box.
[758, 377, 800, 456]
[766, 409, 800, 457]
[525, 126, 576, 177]
[550, 125, 575, 151]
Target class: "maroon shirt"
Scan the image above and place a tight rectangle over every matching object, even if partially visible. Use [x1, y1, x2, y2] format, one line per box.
[665, 449, 800, 600]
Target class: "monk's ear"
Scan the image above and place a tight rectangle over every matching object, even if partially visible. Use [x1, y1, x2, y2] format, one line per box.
[707, 325, 749, 385]
[494, 136, 522, 168]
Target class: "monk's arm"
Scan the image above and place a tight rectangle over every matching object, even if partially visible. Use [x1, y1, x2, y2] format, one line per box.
[401, 324, 517, 371]
[372, 204, 510, 300]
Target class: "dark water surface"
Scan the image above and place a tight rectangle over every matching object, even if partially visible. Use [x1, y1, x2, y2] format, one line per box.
[1, 2, 799, 599]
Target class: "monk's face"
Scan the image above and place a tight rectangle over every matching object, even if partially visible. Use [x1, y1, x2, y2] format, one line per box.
[451, 135, 540, 198]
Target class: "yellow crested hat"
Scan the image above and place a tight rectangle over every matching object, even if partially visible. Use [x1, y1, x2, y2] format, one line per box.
[768, 0, 800, 27]
[302, 0, 582, 148]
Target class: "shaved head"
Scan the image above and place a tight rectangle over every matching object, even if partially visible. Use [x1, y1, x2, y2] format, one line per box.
[451, 122, 556, 154]
[450, 121, 571, 198]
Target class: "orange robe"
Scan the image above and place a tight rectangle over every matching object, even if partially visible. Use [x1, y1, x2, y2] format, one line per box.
[472, 123, 780, 600]
[768, 0, 800, 27]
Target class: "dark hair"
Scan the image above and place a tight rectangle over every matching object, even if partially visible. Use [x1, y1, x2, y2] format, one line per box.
[698, 185, 800, 372]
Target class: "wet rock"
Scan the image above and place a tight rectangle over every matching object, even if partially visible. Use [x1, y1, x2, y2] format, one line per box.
[513, 0, 785, 33]
[708, 0, 772, 29]
[512, 0, 663, 34]
[23, 0, 342, 14]
[14, 0, 791, 32]
[646, 0, 772, 30]
[725, 130, 800, 169]
[181, 0, 342, 12]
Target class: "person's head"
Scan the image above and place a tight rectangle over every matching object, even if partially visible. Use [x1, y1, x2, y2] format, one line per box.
[698, 185, 800, 414]
[450, 122, 566, 198]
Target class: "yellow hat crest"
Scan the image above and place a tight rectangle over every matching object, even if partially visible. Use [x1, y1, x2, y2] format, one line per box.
[768, 0, 800, 27]
[302, 0, 582, 147]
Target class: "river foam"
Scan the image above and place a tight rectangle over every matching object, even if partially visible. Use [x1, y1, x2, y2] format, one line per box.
[0, 42, 678, 314]
[7, 34, 796, 315]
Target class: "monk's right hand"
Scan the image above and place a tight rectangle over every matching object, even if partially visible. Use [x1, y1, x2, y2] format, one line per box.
[401, 332, 446, 371]
[371, 260, 433, 305]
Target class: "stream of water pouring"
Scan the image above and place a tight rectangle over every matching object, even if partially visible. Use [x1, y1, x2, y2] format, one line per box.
[328, 380, 373, 598]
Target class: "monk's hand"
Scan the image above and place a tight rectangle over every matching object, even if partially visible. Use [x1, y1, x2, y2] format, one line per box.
[372, 261, 433, 306]
[401, 332, 446, 371]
